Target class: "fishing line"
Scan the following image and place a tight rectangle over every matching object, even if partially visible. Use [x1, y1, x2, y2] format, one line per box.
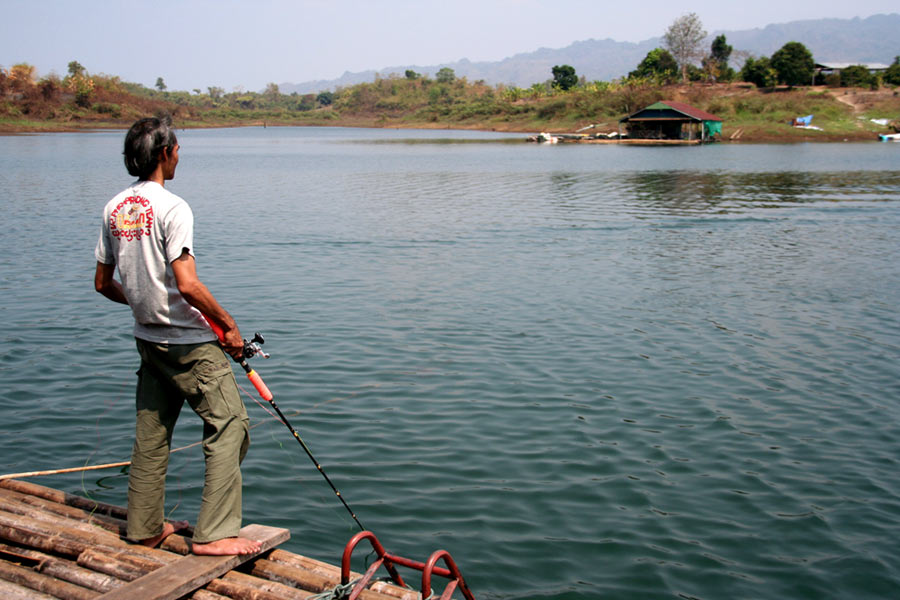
[5, 331, 369, 533]
[205, 320, 368, 532]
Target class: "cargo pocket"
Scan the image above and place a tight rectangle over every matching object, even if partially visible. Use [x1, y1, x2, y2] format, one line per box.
[194, 361, 244, 422]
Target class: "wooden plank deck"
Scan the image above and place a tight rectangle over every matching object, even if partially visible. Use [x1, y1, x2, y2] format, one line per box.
[0, 479, 420, 600]
[96, 524, 289, 600]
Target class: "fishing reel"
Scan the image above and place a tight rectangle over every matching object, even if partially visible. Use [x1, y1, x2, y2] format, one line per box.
[242, 332, 270, 360]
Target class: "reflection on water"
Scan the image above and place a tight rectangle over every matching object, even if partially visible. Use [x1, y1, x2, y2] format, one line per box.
[1, 129, 899, 600]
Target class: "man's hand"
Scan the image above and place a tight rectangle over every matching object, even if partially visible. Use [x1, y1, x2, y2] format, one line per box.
[220, 326, 245, 360]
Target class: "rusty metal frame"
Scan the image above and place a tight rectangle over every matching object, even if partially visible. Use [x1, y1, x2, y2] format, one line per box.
[341, 531, 475, 600]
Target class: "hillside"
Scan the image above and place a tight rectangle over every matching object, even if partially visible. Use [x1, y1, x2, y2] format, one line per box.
[278, 14, 900, 93]
[2, 62, 899, 144]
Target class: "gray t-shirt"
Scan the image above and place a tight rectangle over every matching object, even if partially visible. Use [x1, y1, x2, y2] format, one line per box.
[95, 180, 217, 344]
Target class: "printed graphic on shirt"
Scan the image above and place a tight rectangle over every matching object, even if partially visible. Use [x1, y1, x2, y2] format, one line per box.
[109, 195, 154, 242]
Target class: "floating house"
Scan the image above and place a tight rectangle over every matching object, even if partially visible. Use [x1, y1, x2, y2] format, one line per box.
[618, 101, 723, 144]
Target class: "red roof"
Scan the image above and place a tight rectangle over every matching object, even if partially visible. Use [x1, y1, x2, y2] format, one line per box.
[658, 101, 722, 122]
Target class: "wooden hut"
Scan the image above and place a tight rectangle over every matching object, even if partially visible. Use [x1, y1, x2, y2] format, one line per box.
[619, 101, 722, 144]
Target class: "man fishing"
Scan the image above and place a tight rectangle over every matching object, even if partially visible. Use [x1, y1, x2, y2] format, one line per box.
[94, 116, 262, 556]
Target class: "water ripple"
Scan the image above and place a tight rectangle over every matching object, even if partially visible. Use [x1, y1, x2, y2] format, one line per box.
[2, 131, 899, 600]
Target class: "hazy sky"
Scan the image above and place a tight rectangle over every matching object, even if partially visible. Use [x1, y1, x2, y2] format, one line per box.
[2, 0, 896, 92]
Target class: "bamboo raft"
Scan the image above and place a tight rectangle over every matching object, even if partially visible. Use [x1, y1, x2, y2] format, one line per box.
[0, 479, 421, 600]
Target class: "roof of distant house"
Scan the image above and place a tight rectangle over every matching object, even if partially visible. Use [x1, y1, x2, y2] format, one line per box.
[815, 62, 890, 71]
[620, 101, 722, 123]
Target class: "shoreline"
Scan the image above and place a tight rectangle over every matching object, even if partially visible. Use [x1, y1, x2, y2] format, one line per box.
[0, 120, 888, 143]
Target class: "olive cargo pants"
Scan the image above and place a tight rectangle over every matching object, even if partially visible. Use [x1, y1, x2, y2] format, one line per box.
[128, 339, 250, 544]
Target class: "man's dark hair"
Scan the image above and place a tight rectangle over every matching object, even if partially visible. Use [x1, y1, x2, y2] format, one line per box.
[123, 117, 178, 180]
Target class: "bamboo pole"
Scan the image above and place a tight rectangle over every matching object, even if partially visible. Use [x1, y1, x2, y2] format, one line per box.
[215, 570, 310, 600]
[203, 577, 298, 600]
[10, 546, 120, 595]
[0, 560, 98, 600]
[0, 577, 59, 600]
[187, 590, 233, 600]
[0, 480, 128, 521]
[0, 488, 126, 538]
[6, 492, 126, 538]
[243, 558, 334, 593]
[0, 463, 131, 482]
[0, 515, 88, 558]
[0, 499, 126, 549]
[0, 505, 140, 558]
[267, 550, 419, 600]
[0, 406, 310, 482]
[76, 548, 159, 583]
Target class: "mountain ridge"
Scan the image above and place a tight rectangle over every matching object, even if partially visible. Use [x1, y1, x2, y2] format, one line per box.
[278, 13, 899, 94]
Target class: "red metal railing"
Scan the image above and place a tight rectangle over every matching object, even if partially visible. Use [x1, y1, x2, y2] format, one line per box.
[341, 531, 476, 600]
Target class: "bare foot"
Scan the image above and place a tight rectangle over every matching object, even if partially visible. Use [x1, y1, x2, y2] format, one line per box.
[192, 536, 262, 556]
[137, 520, 190, 548]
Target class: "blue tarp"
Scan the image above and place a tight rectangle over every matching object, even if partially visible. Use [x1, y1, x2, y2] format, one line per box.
[795, 115, 813, 126]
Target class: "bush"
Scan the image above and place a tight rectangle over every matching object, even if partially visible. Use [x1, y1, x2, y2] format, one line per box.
[435, 68, 455, 84]
[741, 57, 777, 88]
[824, 73, 842, 87]
[94, 103, 121, 117]
[840, 65, 872, 87]
[316, 91, 334, 106]
[629, 48, 678, 84]
[537, 98, 569, 119]
[885, 57, 900, 86]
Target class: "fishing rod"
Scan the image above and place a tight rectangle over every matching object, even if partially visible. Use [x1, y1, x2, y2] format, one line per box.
[204, 317, 366, 532]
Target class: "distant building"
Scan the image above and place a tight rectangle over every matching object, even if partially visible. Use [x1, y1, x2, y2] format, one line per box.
[619, 101, 722, 144]
[815, 62, 890, 77]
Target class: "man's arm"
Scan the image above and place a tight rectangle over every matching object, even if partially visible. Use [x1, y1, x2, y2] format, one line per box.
[170, 251, 244, 359]
[94, 262, 129, 305]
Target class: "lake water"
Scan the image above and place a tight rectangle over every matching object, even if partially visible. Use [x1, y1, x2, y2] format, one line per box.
[1, 127, 899, 600]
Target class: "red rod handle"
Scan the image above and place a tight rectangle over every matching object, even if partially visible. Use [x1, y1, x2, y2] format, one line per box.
[202, 314, 226, 342]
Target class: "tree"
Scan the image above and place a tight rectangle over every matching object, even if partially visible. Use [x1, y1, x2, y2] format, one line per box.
[316, 90, 334, 106]
[702, 35, 735, 81]
[67, 61, 85, 78]
[264, 82, 280, 97]
[629, 48, 678, 83]
[404, 69, 420, 80]
[770, 41, 814, 87]
[435, 67, 455, 83]
[663, 13, 707, 83]
[710, 35, 732, 67]
[9, 63, 36, 90]
[839, 65, 872, 88]
[885, 56, 900, 86]
[551, 64, 578, 90]
[207, 86, 224, 100]
[155, 77, 167, 92]
[741, 56, 776, 88]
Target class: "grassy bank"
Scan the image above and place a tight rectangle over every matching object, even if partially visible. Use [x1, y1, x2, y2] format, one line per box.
[2, 69, 898, 142]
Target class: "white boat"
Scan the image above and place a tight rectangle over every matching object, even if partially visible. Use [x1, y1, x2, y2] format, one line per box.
[878, 133, 900, 142]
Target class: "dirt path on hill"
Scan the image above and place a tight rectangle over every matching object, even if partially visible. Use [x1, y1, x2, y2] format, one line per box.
[829, 90, 866, 113]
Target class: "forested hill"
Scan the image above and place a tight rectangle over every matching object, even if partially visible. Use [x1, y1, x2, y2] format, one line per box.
[279, 13, 900, 93]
